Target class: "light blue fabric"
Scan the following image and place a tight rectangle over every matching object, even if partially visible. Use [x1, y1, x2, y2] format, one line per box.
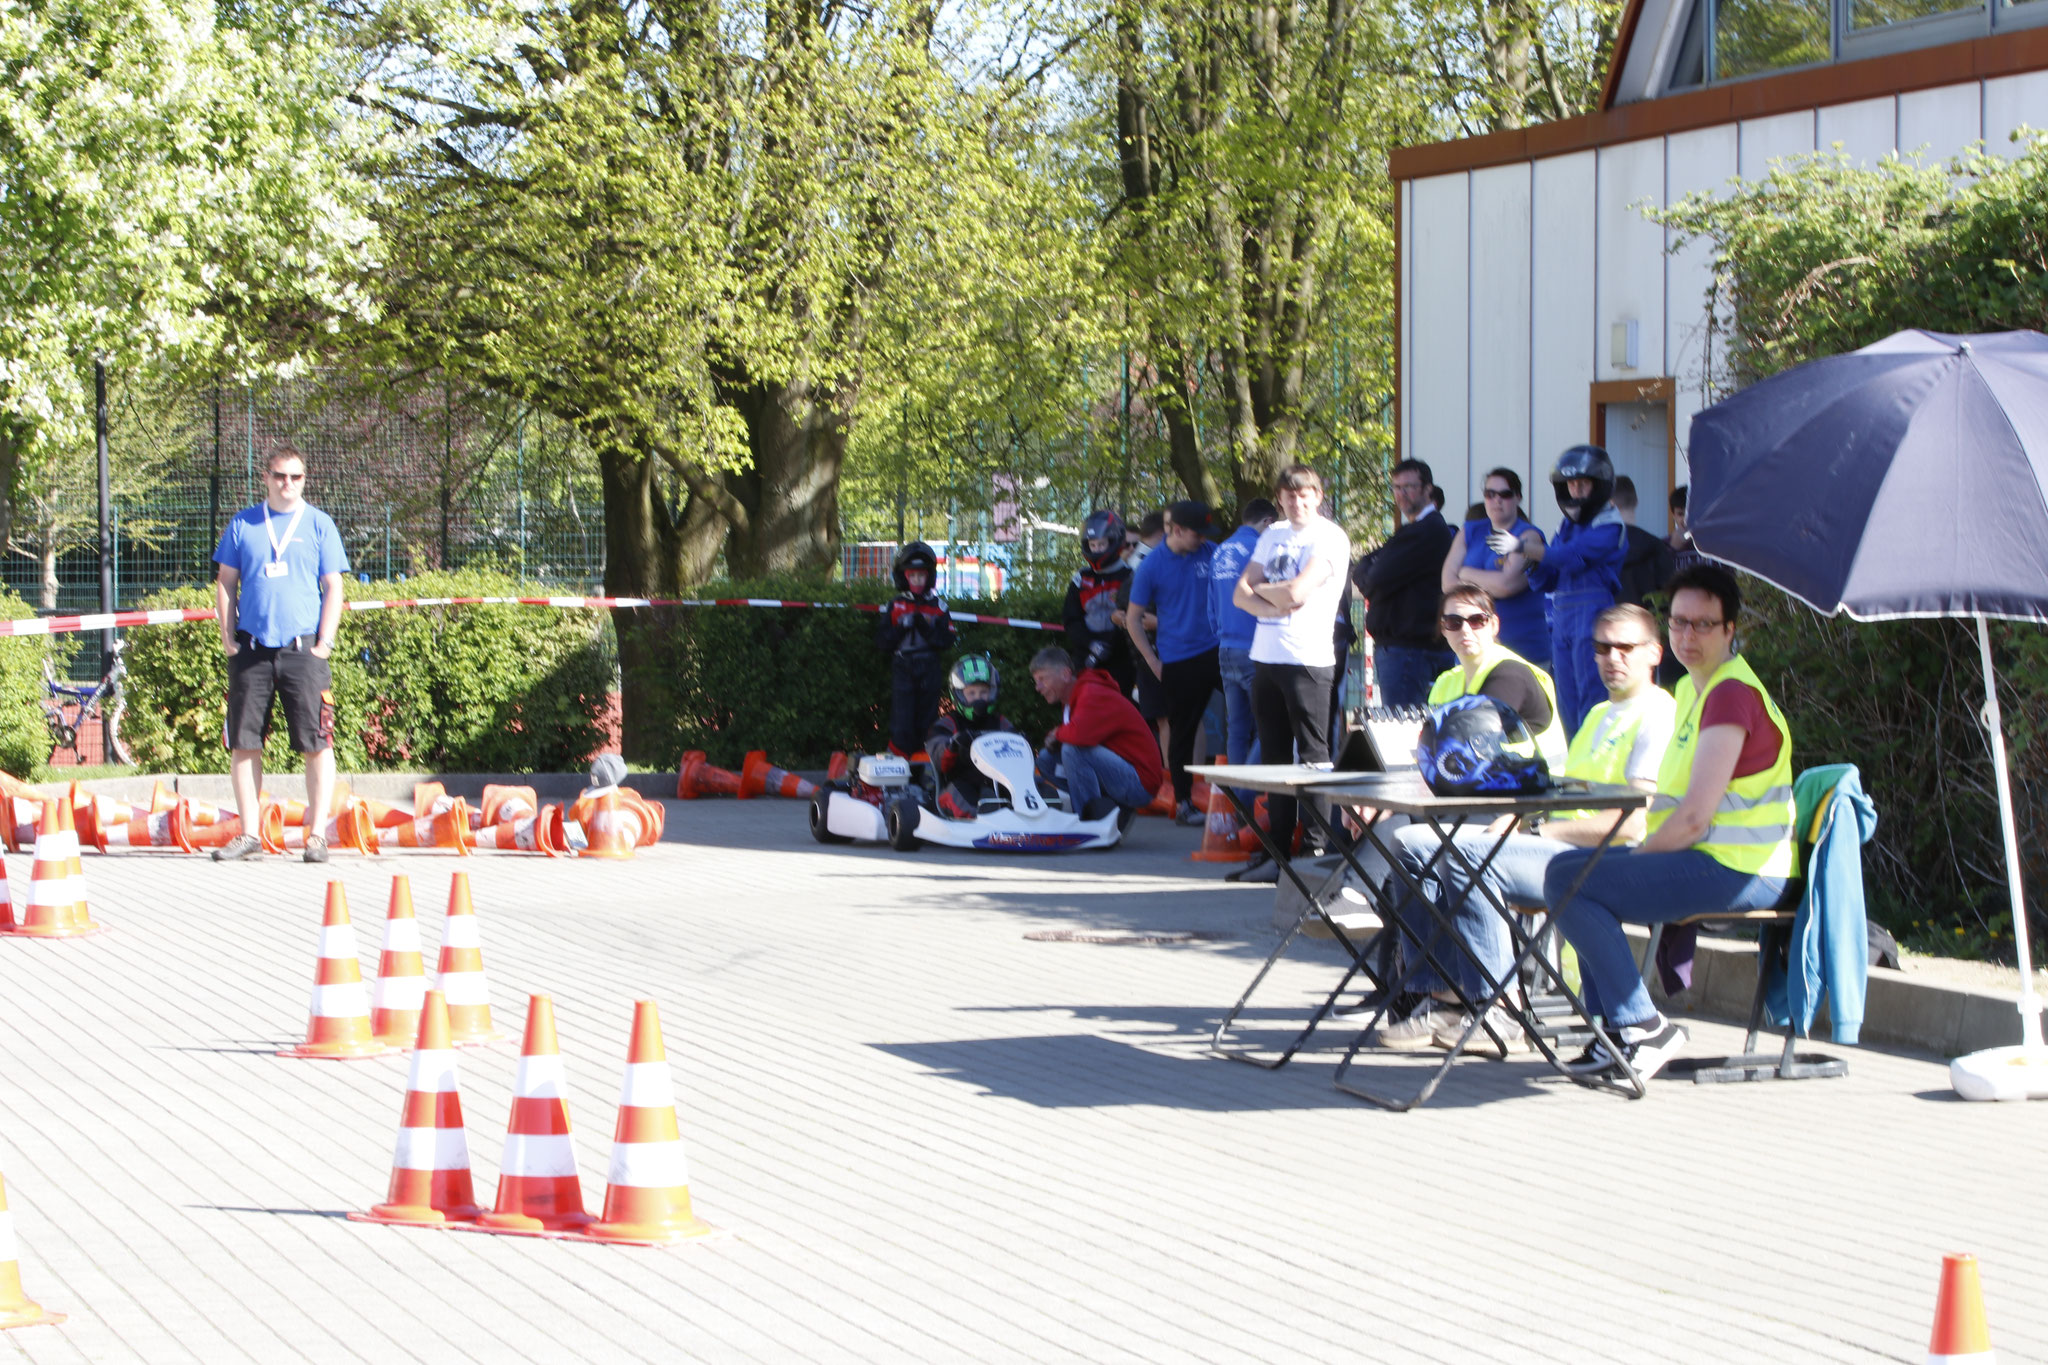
[1129, 539, 1218, 663]
[1211, 526, 1261, 651]
[1460, 516, 1548, 665]
[212, 503, 348, 646]
[1766, 764, 1877, 1045]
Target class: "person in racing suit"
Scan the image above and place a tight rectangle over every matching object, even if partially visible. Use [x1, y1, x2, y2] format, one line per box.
[877, 540, 956, 756]
[925, 654, 1020, 819]
[1518, 445, 1627, 736]
[1061, 509, 1136, 694]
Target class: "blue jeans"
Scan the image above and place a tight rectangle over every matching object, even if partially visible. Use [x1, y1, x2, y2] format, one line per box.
[1375, 644, 1455, 709]
[1040, 744, 1153, 813]
[1545, 847, 1788, 1028]
[1218, 646, 1259, 804]
[1392, 825, 1572, 998]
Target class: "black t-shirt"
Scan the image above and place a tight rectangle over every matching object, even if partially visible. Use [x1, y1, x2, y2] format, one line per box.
[1477, 659, 1554, 735]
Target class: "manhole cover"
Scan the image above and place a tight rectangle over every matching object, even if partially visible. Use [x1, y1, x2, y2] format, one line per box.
[1023, 930, 1235, 946]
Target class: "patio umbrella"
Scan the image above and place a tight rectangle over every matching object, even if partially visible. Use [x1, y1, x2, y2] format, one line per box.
[1686, 327, 2048, 1101]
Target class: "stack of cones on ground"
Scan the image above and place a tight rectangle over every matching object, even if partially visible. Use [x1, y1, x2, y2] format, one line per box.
[0, 799, 99, 939]
[679, 749, 815, 801]
[0, 1170, 63, 1330]
[1927, 1253, 1995, 1362]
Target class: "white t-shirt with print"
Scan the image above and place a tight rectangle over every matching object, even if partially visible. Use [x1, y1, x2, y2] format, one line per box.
[1247, 514, 1352, 668]
[1573, 687, 1678, 785]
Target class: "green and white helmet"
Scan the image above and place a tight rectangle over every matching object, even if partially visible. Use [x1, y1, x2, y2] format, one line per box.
[946, 653, 1000, 725]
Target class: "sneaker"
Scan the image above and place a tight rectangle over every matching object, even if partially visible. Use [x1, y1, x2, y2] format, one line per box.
[1232, 856, 1279, 884]
[1563, 1038, 1618, 1075]
[302, 834, 329, 865]
[1433, 1005, 1530, 1053]
[1080, 796, 1119, 822]
[210, 833, 262, 863]
[1173, 800, 1204, 827]
[1367, 994, 1453, 1052]
[1616, 1017, 1689, 1081]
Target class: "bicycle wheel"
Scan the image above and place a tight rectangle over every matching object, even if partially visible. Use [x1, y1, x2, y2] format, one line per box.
[103, 688, 132, 767]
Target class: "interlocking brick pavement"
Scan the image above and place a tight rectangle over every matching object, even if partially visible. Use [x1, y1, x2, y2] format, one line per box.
[0, 800, 2038, 1363]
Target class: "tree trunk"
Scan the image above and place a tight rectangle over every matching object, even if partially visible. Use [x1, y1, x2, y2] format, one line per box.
[38, 526, 57, 611]
[718, 376, 846, 578]
[597, 441, 690, 764]
[0, 422, 15, 560]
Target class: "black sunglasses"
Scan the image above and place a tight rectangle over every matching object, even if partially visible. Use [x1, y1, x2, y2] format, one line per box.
[1440, 611, 1492, 630]
[1592, 639, 1649, 656]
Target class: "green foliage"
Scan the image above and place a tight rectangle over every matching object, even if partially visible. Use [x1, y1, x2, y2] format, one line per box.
[620, 578, 1069, 769]
[0, 589, 53, 777]
[121, 572, 612, 774]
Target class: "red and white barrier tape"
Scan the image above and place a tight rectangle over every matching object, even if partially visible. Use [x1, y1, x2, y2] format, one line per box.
[0, 595, 1063, 639]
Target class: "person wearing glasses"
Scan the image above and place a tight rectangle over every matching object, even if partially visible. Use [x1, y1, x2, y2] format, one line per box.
[1441, 466, 1550, 669]
[1543, 563, 1797, 1081]
[1366, 598, 1674, 1050]
[211, 445, 349, 864]
[1354, 458, 1455, 708]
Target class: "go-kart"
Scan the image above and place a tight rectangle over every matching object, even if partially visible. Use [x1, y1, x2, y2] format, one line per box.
[809, 731, 1122, 852]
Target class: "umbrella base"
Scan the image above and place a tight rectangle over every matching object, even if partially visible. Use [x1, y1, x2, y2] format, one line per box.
[1949, 1044, 2048, 1102]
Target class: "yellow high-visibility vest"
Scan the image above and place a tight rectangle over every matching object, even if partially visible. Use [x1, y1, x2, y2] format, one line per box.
[1550, 689, 1676, 823]
[1647, 653, 1796, 877]
[1426, 644, 1569, 773]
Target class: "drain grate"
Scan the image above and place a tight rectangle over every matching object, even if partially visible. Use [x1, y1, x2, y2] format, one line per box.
[1023, 930, 1235, 946]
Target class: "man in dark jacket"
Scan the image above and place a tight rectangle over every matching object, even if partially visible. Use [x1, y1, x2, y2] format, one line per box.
[1354, 458, 1456, 707]
[1028, 646, 1163, 818]
[1613, 476, 1678, 609]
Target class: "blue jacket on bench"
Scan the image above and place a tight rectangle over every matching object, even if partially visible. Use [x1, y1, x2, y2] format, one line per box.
[1764, 764, 1878, 1044]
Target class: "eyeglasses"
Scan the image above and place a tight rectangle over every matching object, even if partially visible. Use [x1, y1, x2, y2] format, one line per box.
[1482, 488, 1515, 500]
[1592, 639, 1649, 656]
[1439, 611, 1493, 631]
[1667, 615, 1727, 635]
[1391, 480, 1423, 493]
[270, 471, 304, 482]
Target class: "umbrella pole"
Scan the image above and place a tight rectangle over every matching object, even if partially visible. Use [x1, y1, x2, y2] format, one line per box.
[1976, 615, 2043, 1051]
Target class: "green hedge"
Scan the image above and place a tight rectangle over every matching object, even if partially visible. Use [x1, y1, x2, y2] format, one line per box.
[619, 577, 1070, 769]
[0, 590, 53, 777]
[123, 571, 613, 774]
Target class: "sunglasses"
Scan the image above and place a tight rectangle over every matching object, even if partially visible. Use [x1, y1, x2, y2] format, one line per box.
[1482, 488, 1515, 499]
[1439, 611, 1492, 631]
[270, 470, 304, 482]
[1592, 639, 1649, 656]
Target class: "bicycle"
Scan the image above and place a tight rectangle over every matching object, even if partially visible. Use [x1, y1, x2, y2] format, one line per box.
[43, 636, 132, 767]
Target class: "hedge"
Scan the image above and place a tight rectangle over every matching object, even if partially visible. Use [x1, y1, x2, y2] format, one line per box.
[0, 589, 54, 777]
[122, 571, 613, 774]
[618, 577, 1071, 770]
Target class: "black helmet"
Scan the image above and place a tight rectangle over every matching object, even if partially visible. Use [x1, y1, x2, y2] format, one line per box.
[1550, 445, 1615, 523]
[1415, 695, 1551, 797]
[892, 540, 938, 592]
[1080, 509, 1128, 570]
[946, 653, 1000, 724]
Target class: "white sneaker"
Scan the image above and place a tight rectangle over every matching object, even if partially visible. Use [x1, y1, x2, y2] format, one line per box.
[1433, 1005, 1531, 1053]
[1617, 1017, 1689, 1081]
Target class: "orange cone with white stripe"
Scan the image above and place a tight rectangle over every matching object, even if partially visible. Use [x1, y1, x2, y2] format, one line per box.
[437, 873, 501, 1045]
[182, 794, 228, 827]
[0, 799, 97, 938]
[479, 995, 593, 1236]
[349, 990, 484, 1228]
[826, 751, 851, 782]
[1928, 1253, 1995, 1362]
[738, 751, 816, 800]
[372, 804, 471, 855]
[183, 802, 286, 855]
[279, 882, 396, 1060]
[0, 1170, 63, 1330]
[577, 999, 714, 1244]
[370, 875, 428, 1048]
[479, 785, 539, 828]
[575, 789, 638, 859]
[466, 806, 566, 856]
[75, 793, 191, 853]
[3, 795, 38, 853]
[1191, 759, 1248, 863]
[676, 751, 742, 799]
[281, 800, 376, 856]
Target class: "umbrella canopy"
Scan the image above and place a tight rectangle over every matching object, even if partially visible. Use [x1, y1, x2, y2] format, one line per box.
[1687, 328, 2048, 622]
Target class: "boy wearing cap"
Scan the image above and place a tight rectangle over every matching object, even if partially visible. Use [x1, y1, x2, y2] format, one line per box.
[1127, 500, 1221, 824]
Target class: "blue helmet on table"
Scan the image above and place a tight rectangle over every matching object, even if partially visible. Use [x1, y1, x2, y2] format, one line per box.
[1415, 695, 1552, 797]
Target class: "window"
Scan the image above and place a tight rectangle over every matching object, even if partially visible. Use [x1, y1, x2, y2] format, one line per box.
[1659, 0, 2040, 92]
[1852, 0, 1983, 28]
[1716, 0, 1831, 77]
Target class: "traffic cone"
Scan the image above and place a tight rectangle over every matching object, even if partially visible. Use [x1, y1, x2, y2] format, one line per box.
[279, 882, 396, 1059]
[265, 792, 308, 826]
[3, 795, 38, 853]
[467, 805, 567, 856]
[1140, 776, 1174, 818]
[183, 803, 286, 855]
[281, 800, 377, 856]
[0, 799, 97, 938]
[145, 779, 178, 814]
[76, 793, 190, 852]
[358, 796, 419, 829]
[372, 804, 472, 856]
[479, 995, 593, 1236]
[349, 990, 484, 1228]
[437, 873, 501, 1045]
[738, 751, 816, 800]
[413, 782, 448, 816]
[479, 785, 538, 828]
[0, 1170, 64, 1329]
[1927, 1253, 1995, 1362]
[1190, 759, 1248, 863]
[182, 794, 228, 827]
[576, 789, 639, 859]
[676, 751, 743, 799]
[826, 751, 851, 782]
[370, 875, 428, 1048]
[576, 1000, 715, 1245]
[627, 790, 664, 846]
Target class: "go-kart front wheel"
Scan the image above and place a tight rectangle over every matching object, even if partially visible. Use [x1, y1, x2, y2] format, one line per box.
[809, 784, 852, 844]
[885, 796, 922, 852]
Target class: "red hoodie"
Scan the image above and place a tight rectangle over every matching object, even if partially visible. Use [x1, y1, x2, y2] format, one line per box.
[1053, 668, 1164, 793]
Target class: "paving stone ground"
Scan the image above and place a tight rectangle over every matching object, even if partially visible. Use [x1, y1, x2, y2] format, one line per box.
[0, 799, 2040, 1364]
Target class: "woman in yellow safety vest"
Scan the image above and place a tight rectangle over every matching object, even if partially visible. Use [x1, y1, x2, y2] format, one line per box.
[1541, 563, 1796, 1082]
[1424, 584, 1569, 772]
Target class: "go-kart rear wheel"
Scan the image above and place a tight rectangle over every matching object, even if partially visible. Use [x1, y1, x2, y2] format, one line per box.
[809, 784, 852, 844]
[885, 796, 922, 851]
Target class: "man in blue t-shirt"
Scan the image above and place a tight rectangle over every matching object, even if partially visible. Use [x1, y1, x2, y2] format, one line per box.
[211, 445, 350, 863]
[1210, 498, 1275, 778]
[1127, 499, 1221, 825]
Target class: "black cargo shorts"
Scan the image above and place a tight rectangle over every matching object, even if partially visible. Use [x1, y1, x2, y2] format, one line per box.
[224, 634, 334, 754]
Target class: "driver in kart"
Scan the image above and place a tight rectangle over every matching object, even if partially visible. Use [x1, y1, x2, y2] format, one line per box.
[925, 654, 1021, 819]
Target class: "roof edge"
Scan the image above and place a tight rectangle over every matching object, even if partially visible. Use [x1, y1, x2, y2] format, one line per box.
[1599, 0, 1649, 111]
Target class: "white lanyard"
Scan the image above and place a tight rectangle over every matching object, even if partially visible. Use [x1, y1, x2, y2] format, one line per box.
[263, 503, 306, 567]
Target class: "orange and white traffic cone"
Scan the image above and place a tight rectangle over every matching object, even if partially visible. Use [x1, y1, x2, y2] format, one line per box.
[1928, 1253, 1995, 1362]
[145, 779, 177, 815]
[1190, 760, 1248, 864]
[412, 782, 448, 817]
[738, 752, 816, 800]
[3, 795, 38, 853]
[372, 804, 472, 856]
[826, 751, 851, 782]
[1140, 776, 1174, 818]
[479, 995, 593, 1237]
[576, 789, 639, 859]
[279, 882, 396, 1060]
[437, 873, 501, 1045]
[349, 990, 484, 1228]
[576, 1000, 714, 1245]
[357, 796, 417, 829]
[676, 751, 743, 799]
[479, 785, 539, 828]
[0, 1170, 63, 1330]
[281, 799, 376, 856]
[182, 802, 286, 855]
[623, 790, 663, 846]
[76, 793, 191, 852]
[182, 794, 229, 827]
[467, 806, 566, 856]
[370, 875, 428, 1048]
[0, 799, 98, 938]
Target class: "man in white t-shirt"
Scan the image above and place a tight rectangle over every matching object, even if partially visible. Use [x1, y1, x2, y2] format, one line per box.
[1230, 463, 1352, 881]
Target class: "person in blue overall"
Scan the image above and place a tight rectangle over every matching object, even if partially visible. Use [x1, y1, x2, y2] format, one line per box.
[1440, 466, 1549, 670]
[1519, 445, 1626, 735]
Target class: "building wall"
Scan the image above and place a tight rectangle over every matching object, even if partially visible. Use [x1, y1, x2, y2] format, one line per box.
[1398, 70, 2048, 520]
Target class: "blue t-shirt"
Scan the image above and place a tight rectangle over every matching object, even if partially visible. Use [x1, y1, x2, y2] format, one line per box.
[1128, 539, 1218, 663]
[1210, 525, 1261, 651]
[1461, 516, 1549, 662]
[213, 502, 349, 646]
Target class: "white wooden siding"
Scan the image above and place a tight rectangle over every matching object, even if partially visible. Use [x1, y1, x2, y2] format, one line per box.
[1899, 84, 1983, 159]
[1737, 110, 1818, 178]
[1816, 96, 1899, 166]
[1467, 164, 1534, 515]
[1529, 152, 1598, 484]
[1408, 173, 1470, 503]
[1663, 125, 1738, 488]
[1985, 71, 2048, 154]
[1595, 138, 1668, 384]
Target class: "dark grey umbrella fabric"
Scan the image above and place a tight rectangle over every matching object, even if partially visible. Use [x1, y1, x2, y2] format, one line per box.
[1687, 329, 2048, 622]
